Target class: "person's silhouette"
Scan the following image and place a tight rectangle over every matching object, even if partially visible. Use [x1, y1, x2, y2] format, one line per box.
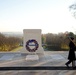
[65, 37, 75, 67]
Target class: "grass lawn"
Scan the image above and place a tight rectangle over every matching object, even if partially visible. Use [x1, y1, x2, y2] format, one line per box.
[10, 46, 23, 52]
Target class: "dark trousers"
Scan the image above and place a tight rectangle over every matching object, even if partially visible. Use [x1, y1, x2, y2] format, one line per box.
[66, 60, 72, 65]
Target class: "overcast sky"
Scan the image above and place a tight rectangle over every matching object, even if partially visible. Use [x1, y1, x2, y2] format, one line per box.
[0, 0, 76, 34]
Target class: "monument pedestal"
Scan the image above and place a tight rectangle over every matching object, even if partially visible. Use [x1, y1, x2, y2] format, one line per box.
[26, 54, 39, 60]
[22, 29, 44, 60]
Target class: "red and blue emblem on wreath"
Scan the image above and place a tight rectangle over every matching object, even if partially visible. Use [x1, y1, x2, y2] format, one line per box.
[26, 39, 39, 52]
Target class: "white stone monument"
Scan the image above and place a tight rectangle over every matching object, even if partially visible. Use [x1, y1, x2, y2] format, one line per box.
[22, 29, 44, 60]
[22, 29, 44, 53]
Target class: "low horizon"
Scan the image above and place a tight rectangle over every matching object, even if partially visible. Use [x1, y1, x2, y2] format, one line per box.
[0, 30, 76, 34]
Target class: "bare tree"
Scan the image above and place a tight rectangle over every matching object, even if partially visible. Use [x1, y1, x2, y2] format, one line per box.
[0, 33, 22, 51]
[69, 3, 76, 18]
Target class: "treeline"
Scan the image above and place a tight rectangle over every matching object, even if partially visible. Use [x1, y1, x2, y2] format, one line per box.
[42, 32, 76, 51]
[0, 31, 75, 51]
[0, 33, 22, 51]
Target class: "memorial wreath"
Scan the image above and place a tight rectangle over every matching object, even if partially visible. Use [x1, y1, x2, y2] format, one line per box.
[26, 39, 39, 52]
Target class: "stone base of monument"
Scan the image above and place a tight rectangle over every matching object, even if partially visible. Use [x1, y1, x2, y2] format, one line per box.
[26, 54, 39, 60]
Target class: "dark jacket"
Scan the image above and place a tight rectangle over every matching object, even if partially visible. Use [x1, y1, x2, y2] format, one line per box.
[68, 41, 75, 60]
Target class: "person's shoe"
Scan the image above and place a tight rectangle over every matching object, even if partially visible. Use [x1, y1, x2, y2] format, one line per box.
[65, 63, 69, 68]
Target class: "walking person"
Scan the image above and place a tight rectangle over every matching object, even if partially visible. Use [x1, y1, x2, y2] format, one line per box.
[65, 37, 76, 68]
